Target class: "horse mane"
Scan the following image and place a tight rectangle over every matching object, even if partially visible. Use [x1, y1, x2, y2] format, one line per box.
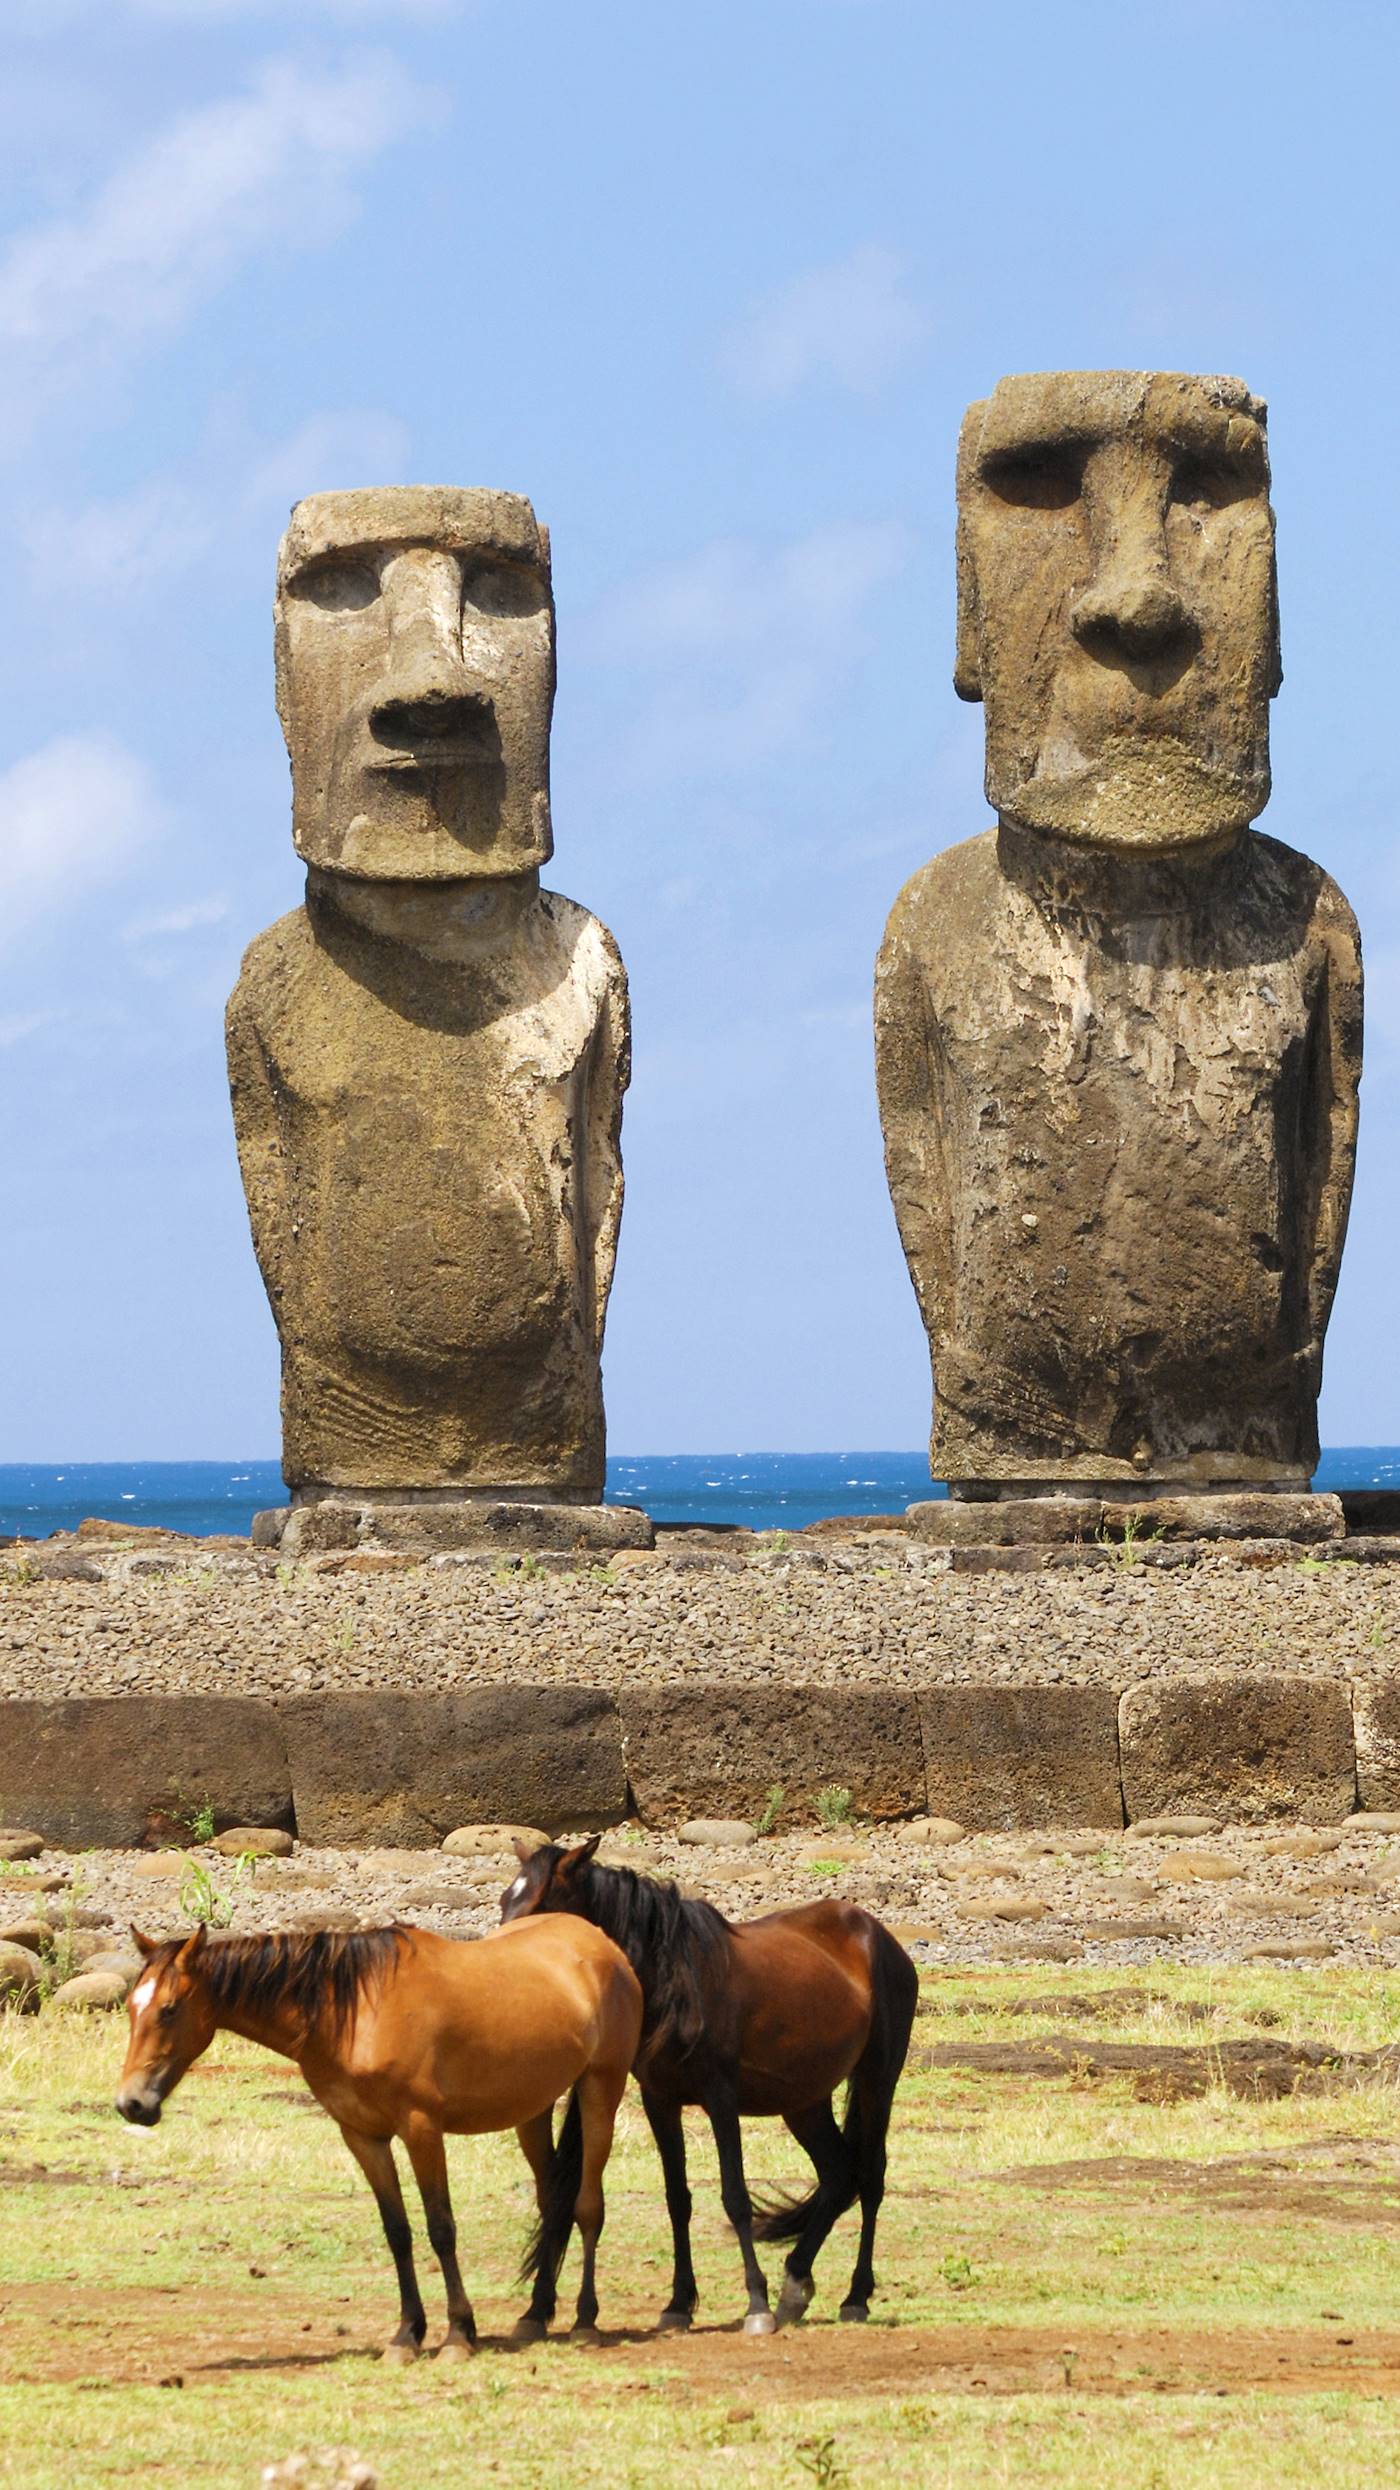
[177, 1926, 407, 2043]
[569, 1861, 730, 2069]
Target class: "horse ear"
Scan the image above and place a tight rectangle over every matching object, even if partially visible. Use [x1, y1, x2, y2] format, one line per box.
[177, 1921, 208, 1963]
[559, 1834, 601, 1880]
[511, 1836, 538, 1864]
[130, 1925, 157, 1958]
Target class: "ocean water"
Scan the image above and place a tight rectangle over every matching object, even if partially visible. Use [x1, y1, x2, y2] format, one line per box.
[0, 1448, 1395, 1542]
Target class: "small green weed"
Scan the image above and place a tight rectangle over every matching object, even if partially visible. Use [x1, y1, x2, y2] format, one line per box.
[939, 2249, 979, 2292]
[815, 1784, 854, 1829]
[179, 1798, 217, 1846]
[1095, 1511, 1164, 1568]
[589, 1562, 617, 1587]
[795, 2436, 849, 2488]
[274, 1561, 298, 1592]
[178, 1855, 250, 1929]
[765, 1530, 791, 1555]
[334, 1615, 356, 1653]
[804, 1858, 843, 1877]
[756, 1783, 786, 1836]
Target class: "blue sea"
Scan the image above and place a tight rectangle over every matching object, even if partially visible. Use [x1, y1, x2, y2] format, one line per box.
[0, 1449, 1396, 1542]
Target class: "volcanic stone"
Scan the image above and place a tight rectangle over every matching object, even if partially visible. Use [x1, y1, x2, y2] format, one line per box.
[0, 1698, 292, 1851]
[918, 1685, 1122, 1829]
[622, 1685, 923, 1827]
[278, 1687, 625, 1847]
[1120, 1678, 1355, 1824]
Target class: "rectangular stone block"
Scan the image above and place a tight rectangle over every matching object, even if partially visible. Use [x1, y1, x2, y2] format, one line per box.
[278, 1687, 626, 1846]
[908, 1499, 1102, 1547]
[1120, 1676, 1356, 1823]
[0, 1696, 292, 1849]
[1101, 1493, 1345, 1544]
[917, 1687, 1123, 1829]
[1354, 1685, 1400, 1812]
[621, 1684, 924, 1827]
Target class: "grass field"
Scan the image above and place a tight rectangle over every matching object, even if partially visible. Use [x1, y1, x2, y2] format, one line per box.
[4, 1964, 1400, 2488]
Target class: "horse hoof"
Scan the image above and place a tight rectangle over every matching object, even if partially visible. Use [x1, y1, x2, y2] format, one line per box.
[775, 2278, 813, 2329]
[742, 2310, 777, 2337]
[511, 2317, 548, 2346]
[380, 2341, 419, 2367]
[570, 2324, 602, 2348]
[839, 2302, 869, 2325]
[438, 2335, 475, 2361]
[657, 2309, 694, 2333]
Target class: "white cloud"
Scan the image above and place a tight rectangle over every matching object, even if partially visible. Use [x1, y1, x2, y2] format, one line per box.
[0, 54, 434, 434]
[0, 735, 167, 945]
[0, 1010, 59, 1048]
[122, 897, 229, 943]
[720, 245, 929, 402]
[584, 520, 911, 776]
[242, 409, 412, 512]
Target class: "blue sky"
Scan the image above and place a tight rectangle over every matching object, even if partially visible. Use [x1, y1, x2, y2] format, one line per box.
[1, 0, 1396, 1462]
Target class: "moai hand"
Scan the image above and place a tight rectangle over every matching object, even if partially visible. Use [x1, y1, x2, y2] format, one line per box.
[227, 490, 629, 1513]
[876, 375, 1362, 1495]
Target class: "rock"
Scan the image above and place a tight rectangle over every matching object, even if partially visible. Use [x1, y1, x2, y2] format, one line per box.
[958, 1897, 1050, 1922]
[213, 1827, 294, 1858]
[49, 1971, 130, 2010]
[1163, 1852, 1245, 1883]
[441, 1824, 548, 1857]
[1371, 1914, 1400, 1937]
[84, 1949, 141, 1982]
[1097, 1878, 1159, 1908]
[798, 1840, 868, 1867]
[260, 2446, 376, 2490]
[1347, 1813, 1400, 1835]
[288, 1908, 363, 1934]
[1002, 1935, 1083, 1963]
[1088, 1918, 1188, 1942]
[919, 1685, 1122, 1829]
[1125, 1816, 1221, 1840]
[230, 486, 630, 1511]
[1244, 1939, 1337, 1961]
[903, 1817, 967, 1846]
[1102, 1494, 1345, 1545]
[874, 372, 1359, 1498]
[1229, 1892, 1318, 1919]
[0, 1832, 44, 1862]
[1353, 1687, 1400, 1814]
[130, 1852, 189, 1880]
[622, 1685, 923, 1828]
[0, 1697, 292, 1851]
[890, 1921, 945, 1944]
[396, 1884, 479, 1913]
[1022, 1833, 1105, 1858]
[1260, 1830, 1344, 1858]
[0, 1918, 49, 1952]
[278, 1688, 626, 1847]
[1120, 1679, 1355, 1825]
[0, 1941, 43, 2003]
[678, 1820, 758, 1849]
[906, 1499, 1102, 1547]
[941, 1858, 1021, 1882]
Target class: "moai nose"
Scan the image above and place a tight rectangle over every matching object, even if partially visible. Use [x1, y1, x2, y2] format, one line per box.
[371, 548, 490, 747]
[1071, 566, 1196, 659]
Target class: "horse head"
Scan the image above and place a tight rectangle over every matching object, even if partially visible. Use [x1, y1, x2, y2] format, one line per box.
[499, 1835, 600, 1923]
[115, 1923, 217, 2126]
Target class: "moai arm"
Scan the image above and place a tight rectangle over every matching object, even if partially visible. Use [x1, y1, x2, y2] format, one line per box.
[874, 901, 954, 1356]
[582, 935, 631, 1354]
[1302, 884, 1364, 1373]
[225, 978, 292, 1342]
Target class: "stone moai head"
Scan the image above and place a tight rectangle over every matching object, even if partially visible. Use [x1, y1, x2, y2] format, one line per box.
[955, 372, 1281, 852]
[274, 486, 555, 881]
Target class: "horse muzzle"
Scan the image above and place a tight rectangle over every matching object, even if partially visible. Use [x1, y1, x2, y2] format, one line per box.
[116, 2089, 162, 2127]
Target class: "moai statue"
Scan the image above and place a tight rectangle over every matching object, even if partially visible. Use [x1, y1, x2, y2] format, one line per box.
[228, 488, 644, 1550]
[876, 374, 1362, 1503]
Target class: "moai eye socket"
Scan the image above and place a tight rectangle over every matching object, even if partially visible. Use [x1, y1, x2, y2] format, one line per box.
[292, 558, 382, 612]
[981, 442, 1085, 510]
[460, 561, 547, 619]
[1169, 451, 1261, 512]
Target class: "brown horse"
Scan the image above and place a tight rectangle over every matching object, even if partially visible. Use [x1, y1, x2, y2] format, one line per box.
[115, 1914, 642, 2359]
[501, 1839, 918, 2332]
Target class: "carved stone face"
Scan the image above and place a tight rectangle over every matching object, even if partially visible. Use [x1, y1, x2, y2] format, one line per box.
[275, 486, 555, 880]
[956, 372, 1280, 852]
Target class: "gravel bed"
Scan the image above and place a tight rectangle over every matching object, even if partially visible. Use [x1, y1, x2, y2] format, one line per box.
[6, 1815, 1400, 1977]
[0, 1538, 1397, 1700]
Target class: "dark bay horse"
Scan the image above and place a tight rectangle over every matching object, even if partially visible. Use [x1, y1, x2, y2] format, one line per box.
[501, 1838, 918, 2333]
[115, 1914, 642, 2359]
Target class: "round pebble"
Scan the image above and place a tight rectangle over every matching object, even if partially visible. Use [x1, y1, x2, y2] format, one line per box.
[213, 1828, 295, 1858]
[678, 1820, 757, 1848]
[49, 1970, 130, 2010]
[441, 1824, 548, 1857]
[0, 1940, 43, 2001]
[0, 1832, 44, 1863]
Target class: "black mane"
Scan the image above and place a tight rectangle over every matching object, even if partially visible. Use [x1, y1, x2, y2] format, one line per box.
[568, 1861, 731, 2068]
[169, 1926, 407, 2042]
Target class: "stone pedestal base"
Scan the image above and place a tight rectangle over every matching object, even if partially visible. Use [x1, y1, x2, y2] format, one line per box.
[906, 1491, 1345, 1548]
[253, 1499, 654, 1558]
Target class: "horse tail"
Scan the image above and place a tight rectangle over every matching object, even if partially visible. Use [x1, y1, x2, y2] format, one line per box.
[518, 2088, 584, 2287]
[753, 1916, 918, 2244]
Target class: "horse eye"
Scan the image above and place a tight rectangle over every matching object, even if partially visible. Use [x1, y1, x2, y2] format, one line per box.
[159, 2002, 179, 2024]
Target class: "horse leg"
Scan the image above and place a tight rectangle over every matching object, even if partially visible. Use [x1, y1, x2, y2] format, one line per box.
[339, 2126, 427, 2363]
[840, 2058, 900, 2323]
[704, 2087, 774, 2337]
[402, 2116, 476, 2358]
[569, 2064, 625, 2343]
[642, 2091, 698, 2329]
[512, 2109, 559, 2344]
[773, 2099, 855, 2329]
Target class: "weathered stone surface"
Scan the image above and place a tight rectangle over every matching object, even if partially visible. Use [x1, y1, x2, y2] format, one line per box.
[0, 1831, 44, 1862]
[1124, 1814, 1220, 1840]
[1353, 1686, 1400, 1814]
[441, 1823, 547, 1857]
[50, 1970, 130, 2010]
[621, 1686, 923, 1828]
[1101, 1493, 1345, 1543]
[266, 1500, 653, 1557]
[678, 1819, 757, 1848]
[918, 1686, 1123, 1829]
[1120, 1677, 1356, 1823]
[875, 372, 1361, 1494]
[212, 1827, 294, 1858]
[1348, 1811, 1400, 1835]
[278, 1688, 625, 1847]
[0, 1941, 42, 2002]
[0, 1699, 292, 1850]
[904, 1816, 967, 1846]
[948, 1546, 1050, 1574]
[228, 487, 630, 1502]
[908, 1498, 1101, 1546]
[1341, 1491, 1400, 1534]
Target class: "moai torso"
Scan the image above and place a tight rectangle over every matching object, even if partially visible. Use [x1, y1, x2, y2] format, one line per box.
[227, 488, 628, 1498]
[876, 375, 1362, 1491]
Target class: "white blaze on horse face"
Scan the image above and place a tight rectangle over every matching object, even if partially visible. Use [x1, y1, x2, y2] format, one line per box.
[505, 1876, 527, 1904]
[131, 1976, 158, 2016]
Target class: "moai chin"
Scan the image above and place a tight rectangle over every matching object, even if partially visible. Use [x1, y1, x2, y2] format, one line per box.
[875, 374, 1362, 1495]
[228, 487, 630, 1516]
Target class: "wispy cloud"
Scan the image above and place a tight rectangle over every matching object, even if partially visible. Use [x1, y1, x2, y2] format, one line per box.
[122, 897, 229, 943]
[720, 245, 929, 402]
[584, 519, 911, 777]
[0, 55, 435, 438]
[242, 409, 412, 513]
[0, 735, 167, 946]
[0, 1010, 60, 1049]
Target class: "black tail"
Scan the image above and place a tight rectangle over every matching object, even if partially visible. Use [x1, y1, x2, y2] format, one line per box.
[753, 1920, 918, 2245]
[518, 2090, 583, 2287]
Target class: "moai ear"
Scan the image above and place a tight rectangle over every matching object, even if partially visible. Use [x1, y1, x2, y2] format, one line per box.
[953, 397, 989, 703]
[130, 1925, 158, 1959]
[557, 1835, 602, 1882]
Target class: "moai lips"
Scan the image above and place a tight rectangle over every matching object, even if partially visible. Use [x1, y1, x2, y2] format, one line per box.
[228, 488, 629, 1501]
[876, 374, 1362, 1493]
